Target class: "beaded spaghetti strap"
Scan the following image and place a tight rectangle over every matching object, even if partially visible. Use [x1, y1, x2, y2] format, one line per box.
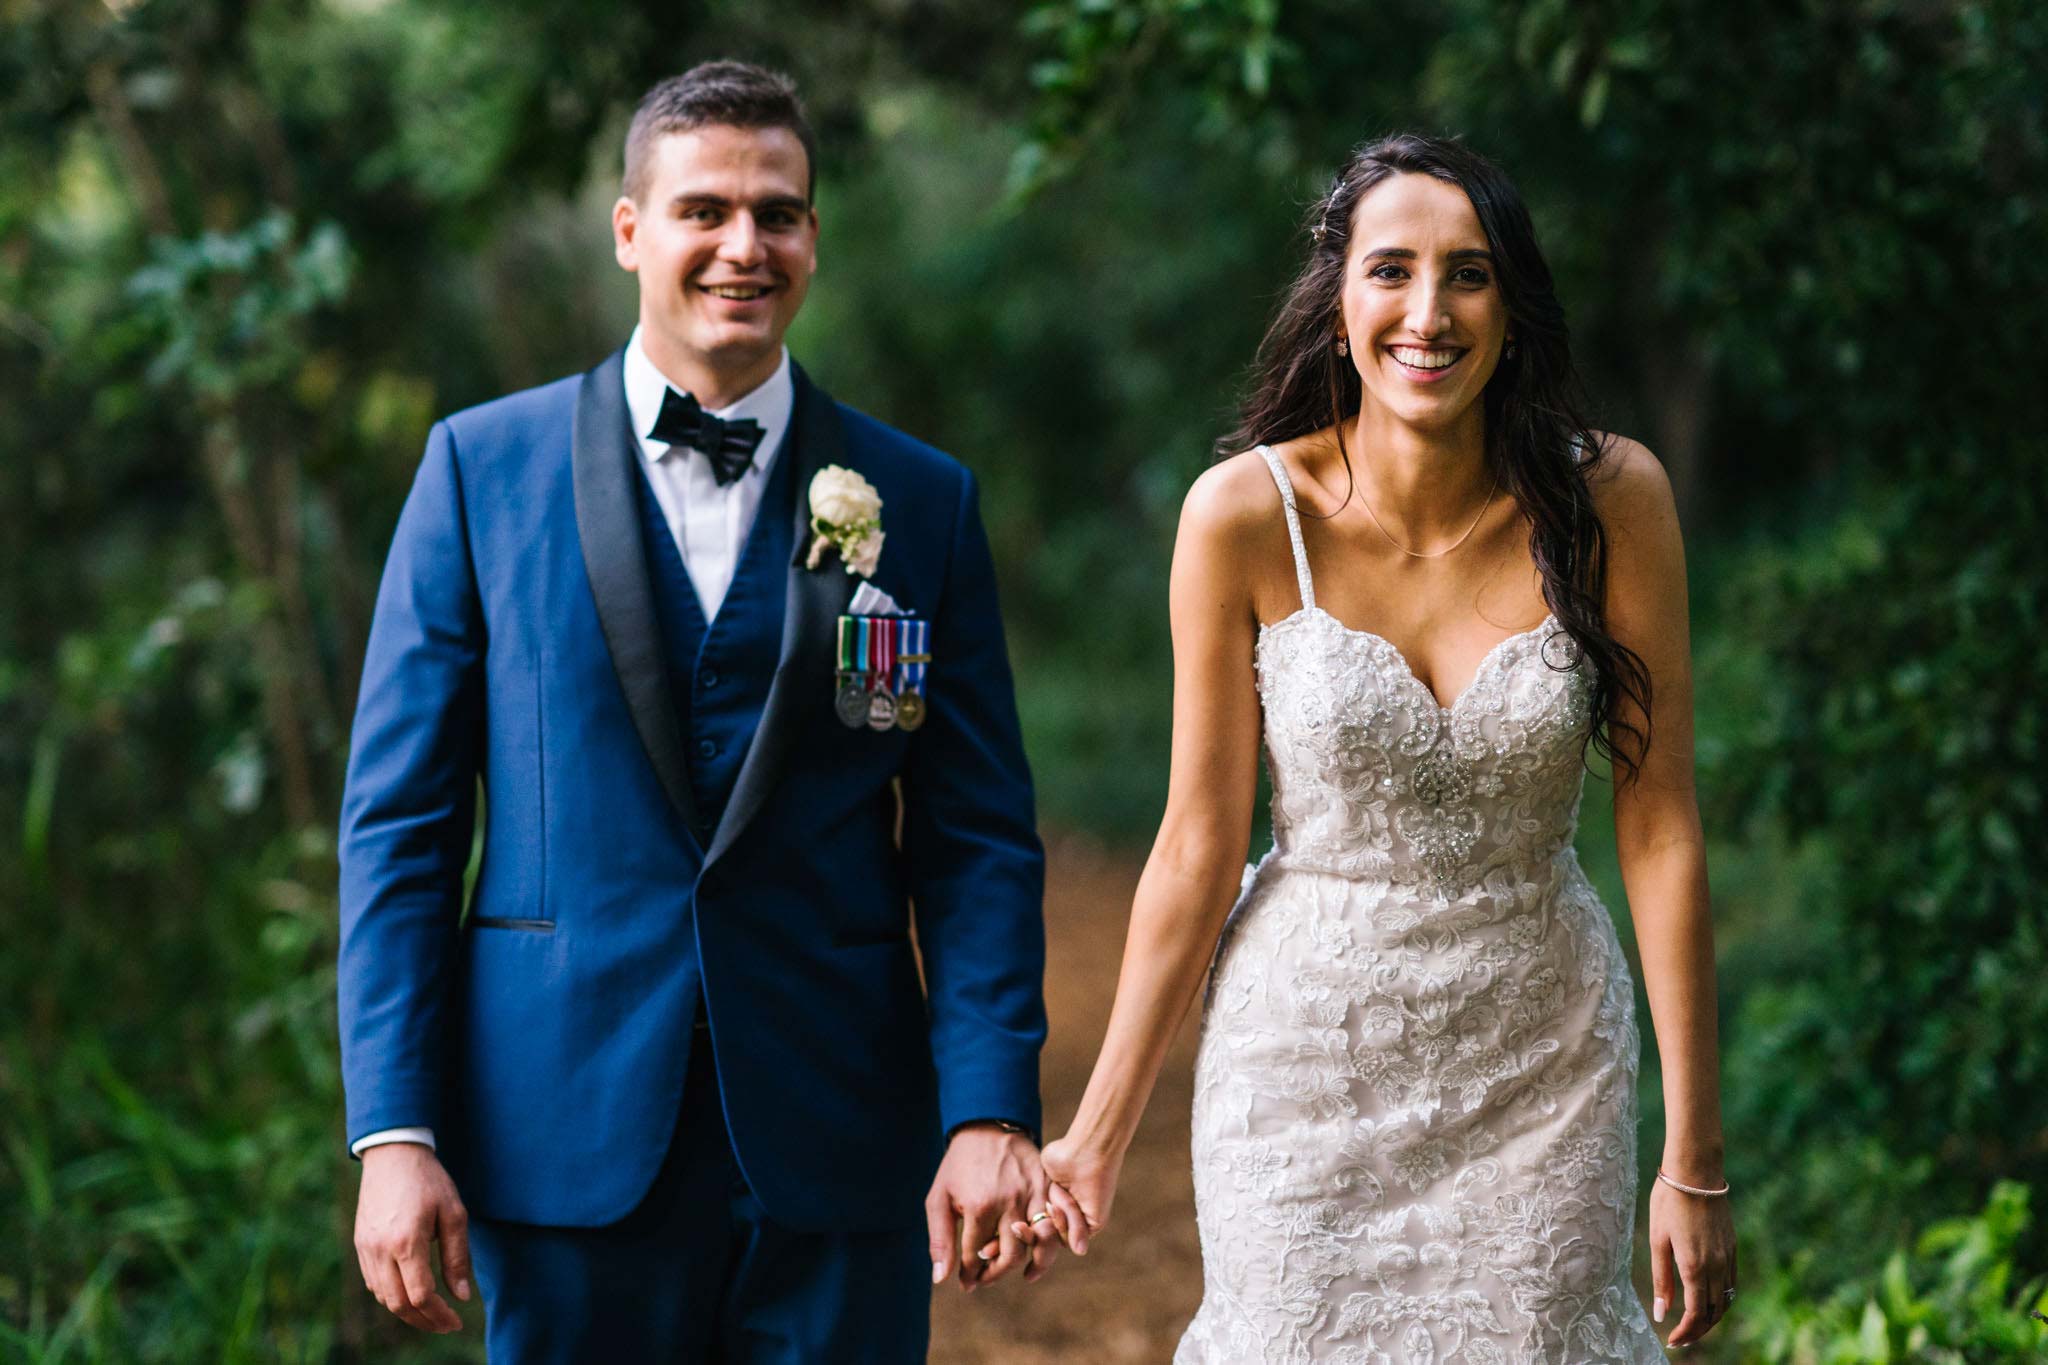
[1253, 444, 1316, 611]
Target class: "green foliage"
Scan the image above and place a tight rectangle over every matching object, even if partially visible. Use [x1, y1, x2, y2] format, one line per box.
[1015, 0, 1297, 196]
[0, 834, 367, 1361]
[1703, 449, 2048, 1274]
[1734, 1182, 2048, 1364]
[127, 213, 352, 402]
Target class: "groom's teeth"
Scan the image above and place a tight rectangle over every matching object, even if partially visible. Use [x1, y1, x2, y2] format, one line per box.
[706, 285, 768, 299]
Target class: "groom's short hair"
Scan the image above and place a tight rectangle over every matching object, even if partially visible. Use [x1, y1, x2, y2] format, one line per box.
[624, 61, 818, 204]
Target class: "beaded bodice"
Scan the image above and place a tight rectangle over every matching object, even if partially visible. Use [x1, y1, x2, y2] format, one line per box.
[1250, 447, 1594, 899]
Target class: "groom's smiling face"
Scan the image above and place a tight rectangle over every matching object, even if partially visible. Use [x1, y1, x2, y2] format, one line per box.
[613, 123, 818, 403]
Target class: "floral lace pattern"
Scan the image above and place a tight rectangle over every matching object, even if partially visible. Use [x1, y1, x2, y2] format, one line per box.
[1174, 449, 1665, 1364]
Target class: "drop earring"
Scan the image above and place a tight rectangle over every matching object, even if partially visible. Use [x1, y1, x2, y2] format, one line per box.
[1336, 336, 1350, 356]
[1505, 339, 1518, 359]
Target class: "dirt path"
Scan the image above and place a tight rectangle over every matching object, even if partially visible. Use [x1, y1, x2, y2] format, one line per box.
[928, 834, 1206, 1362]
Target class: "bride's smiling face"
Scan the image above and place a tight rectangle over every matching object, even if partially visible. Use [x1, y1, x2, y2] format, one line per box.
[1335, 172, 1511, 432]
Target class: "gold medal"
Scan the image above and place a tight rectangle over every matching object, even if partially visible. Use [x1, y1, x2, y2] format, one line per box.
[894, 691, 926, 731]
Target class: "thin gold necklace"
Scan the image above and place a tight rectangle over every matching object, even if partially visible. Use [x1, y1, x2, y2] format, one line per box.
[1357, 454, 1499, 559]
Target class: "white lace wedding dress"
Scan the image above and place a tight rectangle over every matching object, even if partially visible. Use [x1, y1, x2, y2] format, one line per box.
[1176, 447, 1666, 1364]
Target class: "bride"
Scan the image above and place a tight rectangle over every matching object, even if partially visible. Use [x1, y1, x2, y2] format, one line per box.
[1026, 134, 1736, 1360]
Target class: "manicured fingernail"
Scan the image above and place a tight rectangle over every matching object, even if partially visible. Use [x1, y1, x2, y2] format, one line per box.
[932, 1262, 947, 1285]
[454, 1277, 471, 1301]
[1653, 1296, 1666, 1322]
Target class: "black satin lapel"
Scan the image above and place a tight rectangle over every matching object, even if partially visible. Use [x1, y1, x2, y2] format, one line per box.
[706, 365, 853, 866]
[571, 348, 699, 838]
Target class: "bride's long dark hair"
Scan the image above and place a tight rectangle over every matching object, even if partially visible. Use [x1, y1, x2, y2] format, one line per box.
[1219, 132, 1652, 786]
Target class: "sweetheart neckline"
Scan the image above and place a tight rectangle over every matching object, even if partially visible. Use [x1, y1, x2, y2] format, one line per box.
[1257, 605, 1562, 715]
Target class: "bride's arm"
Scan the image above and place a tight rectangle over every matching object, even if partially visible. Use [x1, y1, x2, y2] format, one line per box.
[1596, 437, 1725, 1184]
[1039, 460, 1269, 1249]
[1594, 435, 1734, 1347]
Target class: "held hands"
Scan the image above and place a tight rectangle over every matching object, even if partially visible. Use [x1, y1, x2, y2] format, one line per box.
[1648, 1173, 1738, 1349]
[923, 1123, 1062, 1290]
[1035, 1133, 1121, 1257]
[354, 1143, 473, 1333]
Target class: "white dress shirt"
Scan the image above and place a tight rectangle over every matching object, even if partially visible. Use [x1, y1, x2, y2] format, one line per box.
[625, 326, 794, 623]
[350, 333, 794, 1160]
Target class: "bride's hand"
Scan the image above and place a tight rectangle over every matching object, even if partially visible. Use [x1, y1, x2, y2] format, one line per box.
[1648, 1176, 1738, 1349]
[1036, 1135, 1121, 1255]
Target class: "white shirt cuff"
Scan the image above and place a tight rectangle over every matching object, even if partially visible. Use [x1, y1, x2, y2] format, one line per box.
[351, 1126, 437, 1157]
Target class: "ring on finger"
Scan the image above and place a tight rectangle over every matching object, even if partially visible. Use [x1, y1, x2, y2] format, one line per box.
[1028, 1210, 1051, 1226]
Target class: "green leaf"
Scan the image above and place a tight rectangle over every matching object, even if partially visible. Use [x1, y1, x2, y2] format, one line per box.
[1856, 1298, 1889, 1357]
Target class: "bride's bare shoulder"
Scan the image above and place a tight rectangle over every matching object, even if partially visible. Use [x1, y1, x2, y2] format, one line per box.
[1581, 431, 1678, 532]
[1179, 449, 1290, 550]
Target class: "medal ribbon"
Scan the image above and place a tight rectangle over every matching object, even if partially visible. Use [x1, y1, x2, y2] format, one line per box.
[868, 616, 896, 692]
[897, 618, 928, 699]
[837, 615, 859, 675]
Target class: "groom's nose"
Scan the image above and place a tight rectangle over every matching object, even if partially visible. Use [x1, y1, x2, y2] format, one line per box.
[717, 213, 766, 267]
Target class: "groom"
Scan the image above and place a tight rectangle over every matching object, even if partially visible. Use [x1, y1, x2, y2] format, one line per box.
[338, 60, 1052, 1359]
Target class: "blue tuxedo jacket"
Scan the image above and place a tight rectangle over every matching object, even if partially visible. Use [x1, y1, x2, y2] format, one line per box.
[337, 349, 1047, 1230]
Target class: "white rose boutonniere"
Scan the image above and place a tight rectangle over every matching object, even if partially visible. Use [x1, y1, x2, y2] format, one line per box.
[805, 465, 884, 577]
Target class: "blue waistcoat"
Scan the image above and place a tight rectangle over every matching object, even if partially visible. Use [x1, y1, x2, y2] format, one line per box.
[632, 436, 797, 844]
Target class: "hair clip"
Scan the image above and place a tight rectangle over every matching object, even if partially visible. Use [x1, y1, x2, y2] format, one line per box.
[1311, 221, 1329, 245]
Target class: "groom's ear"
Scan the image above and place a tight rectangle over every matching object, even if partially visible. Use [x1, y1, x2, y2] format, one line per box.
[613, 195, 642, 273]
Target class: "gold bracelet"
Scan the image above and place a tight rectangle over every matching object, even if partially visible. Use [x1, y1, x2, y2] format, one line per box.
[1656, 1168, 1730, 1197]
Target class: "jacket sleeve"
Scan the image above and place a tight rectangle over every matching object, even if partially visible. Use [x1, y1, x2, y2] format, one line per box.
[899, 467, 1048, 1139]
[336, 420, 484, 1149]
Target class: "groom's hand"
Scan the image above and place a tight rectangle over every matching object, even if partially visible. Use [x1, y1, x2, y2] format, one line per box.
[923, 1124, 1057, 1291]
[354, 1143, 472, 1333]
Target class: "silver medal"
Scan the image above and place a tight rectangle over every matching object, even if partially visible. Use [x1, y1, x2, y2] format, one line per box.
[865, 689, 897, 731]
[835, 677, 870, 728]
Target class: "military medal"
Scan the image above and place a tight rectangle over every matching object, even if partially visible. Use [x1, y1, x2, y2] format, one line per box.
[866, 614, 898, 731]
[894, 616, 930, 731]
[836, 680, 870, 728]
[866, 689, 897, 728]
[835, 616, 869, 728]
[834, 607, 929, 733]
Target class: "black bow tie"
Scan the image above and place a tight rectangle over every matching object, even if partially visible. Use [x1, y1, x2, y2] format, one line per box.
[649, 387, 766, 486]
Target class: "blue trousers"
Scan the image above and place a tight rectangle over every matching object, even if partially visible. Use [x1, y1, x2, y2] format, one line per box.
[469, 1024, 932, 1363]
